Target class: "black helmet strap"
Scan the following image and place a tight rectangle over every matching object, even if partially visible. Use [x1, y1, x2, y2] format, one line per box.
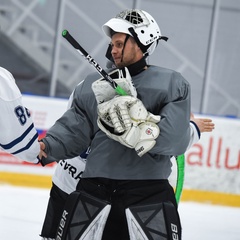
[128, 27, 149, 56]
[120, 34, 130, 62]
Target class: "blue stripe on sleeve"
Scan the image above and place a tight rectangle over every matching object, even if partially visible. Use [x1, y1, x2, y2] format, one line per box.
[0, 123, 35, 150]
[11, 132, 39, 155]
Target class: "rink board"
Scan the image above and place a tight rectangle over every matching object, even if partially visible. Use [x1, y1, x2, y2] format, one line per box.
[1, 95, 240, 207]
[1, 170, 240, 207]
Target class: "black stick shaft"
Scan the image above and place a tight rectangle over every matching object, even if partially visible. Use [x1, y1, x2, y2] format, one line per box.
[62, 30, 127, 96]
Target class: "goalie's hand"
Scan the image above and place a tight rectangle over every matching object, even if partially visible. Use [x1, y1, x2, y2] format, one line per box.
[97, 96, 160, 133]
[98, 119, 160, 157]
[39, 141, 47, 159]
[97, 96, 161, 156]
[92, 67, 137, 104]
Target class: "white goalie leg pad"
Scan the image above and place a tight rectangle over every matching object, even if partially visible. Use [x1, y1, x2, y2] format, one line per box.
[79, 204, 111, 240]
[55, 191, 111, 240]
[126, 208, 149, 240]
[126, 202, 181, 240]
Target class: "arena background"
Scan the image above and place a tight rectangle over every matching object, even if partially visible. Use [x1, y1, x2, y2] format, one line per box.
[0, 0, 240, 207]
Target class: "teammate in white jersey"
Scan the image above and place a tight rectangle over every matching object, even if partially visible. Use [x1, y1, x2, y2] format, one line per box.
[0, 67, 40, 163]
[40, 86, 89, 239]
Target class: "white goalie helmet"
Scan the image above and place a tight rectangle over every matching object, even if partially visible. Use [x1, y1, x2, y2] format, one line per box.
[102, 9, 168, 56]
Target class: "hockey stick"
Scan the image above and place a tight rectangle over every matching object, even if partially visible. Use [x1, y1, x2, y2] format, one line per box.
[62, 29, 185, 204]
[62, 30, 127, 96]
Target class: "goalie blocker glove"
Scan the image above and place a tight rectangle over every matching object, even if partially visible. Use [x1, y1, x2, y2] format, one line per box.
[92, 67, 137, 104]
[97, 96, 161, 157]
[92, 67, 137, 133]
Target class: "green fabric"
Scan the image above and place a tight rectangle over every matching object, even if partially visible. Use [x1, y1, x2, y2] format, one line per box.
[175, 154, 185, 204]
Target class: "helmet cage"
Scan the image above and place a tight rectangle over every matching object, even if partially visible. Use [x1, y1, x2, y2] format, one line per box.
[116, 9, 159, 46]
[102, 9, 168, 56]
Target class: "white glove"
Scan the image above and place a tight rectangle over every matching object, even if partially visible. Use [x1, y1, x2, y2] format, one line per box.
[92, 67, 137, 132]
[92, 68, 161, 156]
[97, 96, 160, 133]
[97, 96, 161, 156]
[92, 67, 137, 104]
[98, 118, 160, 157]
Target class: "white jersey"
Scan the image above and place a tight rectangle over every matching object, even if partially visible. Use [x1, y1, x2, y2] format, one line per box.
[0, 67, 39, 163]
[52, 149, 89, 194]
[188, 121, 200, 150]
[52, 83, 87, 193]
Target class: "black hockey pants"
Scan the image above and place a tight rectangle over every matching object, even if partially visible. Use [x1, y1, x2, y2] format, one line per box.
[76, 178, 181, 240]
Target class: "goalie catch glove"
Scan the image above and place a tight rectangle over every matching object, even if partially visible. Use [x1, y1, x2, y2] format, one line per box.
[98, 118, 160, 157]
[97, 96, 161, 156]
[97, 95, 160, 133]
[92, 67, 137, 104]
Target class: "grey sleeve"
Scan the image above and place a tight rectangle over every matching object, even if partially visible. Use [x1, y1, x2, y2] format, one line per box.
[42, 85, 94, 160]
[151, 73, 191, 156]
[42, 107, 91, 160]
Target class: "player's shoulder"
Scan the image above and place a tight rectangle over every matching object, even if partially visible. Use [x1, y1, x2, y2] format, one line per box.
[148, 65, 181, 76]
[148, 65, 188, 84]
[0, 67, 15, 81]
[0, 67, 21, 101]
[74, 71, 101, 95]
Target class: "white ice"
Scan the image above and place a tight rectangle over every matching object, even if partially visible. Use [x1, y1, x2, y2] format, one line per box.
[0, 185, 240, 240]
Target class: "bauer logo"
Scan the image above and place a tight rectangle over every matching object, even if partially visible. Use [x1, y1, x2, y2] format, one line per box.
[56, 210, 68, 240]
[171, 223, 179, 240]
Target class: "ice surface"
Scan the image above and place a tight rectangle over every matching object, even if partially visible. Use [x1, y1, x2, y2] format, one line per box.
[0, 185, 240, 240]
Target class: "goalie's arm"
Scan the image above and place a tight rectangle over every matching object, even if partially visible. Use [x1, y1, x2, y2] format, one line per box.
[149, 74, 191, 156]
[39, 82, 97, 162]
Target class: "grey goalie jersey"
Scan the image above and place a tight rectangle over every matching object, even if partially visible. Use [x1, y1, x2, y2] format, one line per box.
[42, 66, 191, 180]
